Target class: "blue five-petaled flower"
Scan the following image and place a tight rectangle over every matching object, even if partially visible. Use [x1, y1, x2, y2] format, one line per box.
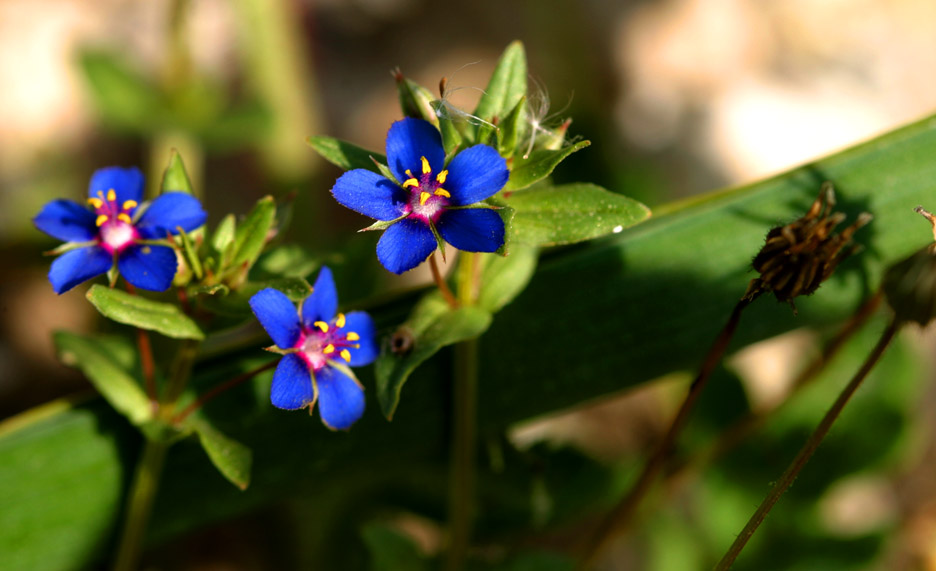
[331, 117, 510, 274]
[249, 266, 378, 430]
[33, 166, 207, 294]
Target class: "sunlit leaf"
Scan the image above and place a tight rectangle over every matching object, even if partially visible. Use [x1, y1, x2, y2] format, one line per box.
[86, 285, 204, 340]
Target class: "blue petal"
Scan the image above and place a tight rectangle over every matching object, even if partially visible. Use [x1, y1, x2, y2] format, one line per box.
[135, 192, 207, 239]
[301, 266, 338, 327]
[444, 145, 509, 205]
[343, 311, 378, 366]
[249, 287, 302, 349]
[270, 354, 316, 410]
[386, 118, 445, 183]
[88, 166, 144, 204]
[117, 244, 178, 292]
[33, 199, 97, 242]
[316, 365, 365, 430]
[376, 218, 437, 274]
[48, 246, 112, 294]
[437, 208, 505, 253]
[331, 169, 407, 221]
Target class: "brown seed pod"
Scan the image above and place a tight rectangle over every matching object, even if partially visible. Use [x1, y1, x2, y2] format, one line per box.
[746, 182, 872, 311]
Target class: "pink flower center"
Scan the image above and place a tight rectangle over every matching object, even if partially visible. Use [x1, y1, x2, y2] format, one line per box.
[293, 313, 361, 372]
[88, 189, 140, 254]
[400, 156, 452, 224]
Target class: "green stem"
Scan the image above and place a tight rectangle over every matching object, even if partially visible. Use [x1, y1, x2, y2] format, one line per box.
[430, 252, 458, 309]
[111, 438, 168, 571]
[447, 336, 478, 571]
[715, 318, 899, 570]
[161, 339, 201, 419]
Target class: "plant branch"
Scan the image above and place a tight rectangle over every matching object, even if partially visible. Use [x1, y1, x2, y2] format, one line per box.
[111, 438, 168, 571]
[715, 317, 899, 570]
[172, 359, 278, 425]
[446, 337, 479, 571]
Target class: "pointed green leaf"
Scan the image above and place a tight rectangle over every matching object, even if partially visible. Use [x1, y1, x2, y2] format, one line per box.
[498, 96, 527, 158]
[439, 115, 463, 156]
[375, 294, 492, 419]
[161, 150, 195, 195]
[306, 136, 386, 172]
[211, 214, 236, 255]
[229, 196, 276, 269]
[395, 74, 439, 126]
[506, 183, 650, 247]
[504, 141, 590, 192]
[478, 246, 539, 312]
[190, 418, 252, 490]
[474, 41, 527, 124]
[86, 285, 205, 340]
[54, 332, 151, 425]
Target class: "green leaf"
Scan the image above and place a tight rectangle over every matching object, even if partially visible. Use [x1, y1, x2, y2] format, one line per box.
[506, 183, 651, 246]
[504, 141, 590, 192]
[53, 332, 150, 426]
[498, 96, 527, 158]
[478, 246, 539, 312]
[77, 49, 163, 132]
[228, 196, 276, 269]
[86, 285, 205, 340]
[190, 418, 252, 490]
[161, 149, 195, 195]
[395, 74, 439, 127]
[254, 244, 321, 279]
[474, 41, 527, 124]
[211, 214, 236, 254]
[199, 100, 273, 152]
[375, 294, 492, 419]
[306, 136, 386, 172]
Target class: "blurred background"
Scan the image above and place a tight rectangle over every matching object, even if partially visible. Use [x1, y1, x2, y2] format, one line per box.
[4, 0, 936, 569]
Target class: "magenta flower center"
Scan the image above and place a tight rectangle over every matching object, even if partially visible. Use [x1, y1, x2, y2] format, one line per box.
[89, 189, 140, 254]
[294, 313, 361, 372]
[401, 156, 452, 224]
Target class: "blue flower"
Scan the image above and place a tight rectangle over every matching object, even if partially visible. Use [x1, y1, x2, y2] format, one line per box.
[33, 166, 207, 294]
[331, 117, 509, 274]
[249, 266, 378, 430]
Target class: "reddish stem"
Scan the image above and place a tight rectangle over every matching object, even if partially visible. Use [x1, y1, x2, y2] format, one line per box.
[172, 359, 278, 425]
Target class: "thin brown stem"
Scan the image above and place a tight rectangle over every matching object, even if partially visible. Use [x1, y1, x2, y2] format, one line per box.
[580, 296, 756, 566]
[666, 290, 883, 482]
[430, 252, 459, 309]
[123, 282, 159, 413]
[172, 359, 278, 425]
[715, 318, 899, 570]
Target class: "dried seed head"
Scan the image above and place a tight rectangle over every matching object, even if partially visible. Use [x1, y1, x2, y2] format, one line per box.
[882, 206, 936, 326]
[746, 183, 872, 311]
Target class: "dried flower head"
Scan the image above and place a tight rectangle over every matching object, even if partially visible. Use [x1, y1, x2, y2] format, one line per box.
[882, 206, 936, 326]
[745, 182, 872, 311]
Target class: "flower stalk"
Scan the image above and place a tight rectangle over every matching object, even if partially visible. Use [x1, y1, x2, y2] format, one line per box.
[715, 318, 899, 570]
[112, 438, 169, 571]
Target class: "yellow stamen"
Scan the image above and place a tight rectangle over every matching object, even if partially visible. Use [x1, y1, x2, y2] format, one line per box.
[420, 156, 431, 174]
[87, 197, 103, 209]
[122, 200, 138, 210]
[419, 192, 431, 206]
[405, 169, 414, 178]
[336, 313, 346, 328]
[346, 331, 360, 341]
[313, 321, 329, 333]
[106, 189, 116, 202]
[402, 178, 419, 189]
[95, 214, 109, 227]
[436, 170, 448, 184]
[340, 349, 352, 363]
[323, 344, 335, 354]
[434, 188, 451, 198]
[117, 213, 132, 224]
